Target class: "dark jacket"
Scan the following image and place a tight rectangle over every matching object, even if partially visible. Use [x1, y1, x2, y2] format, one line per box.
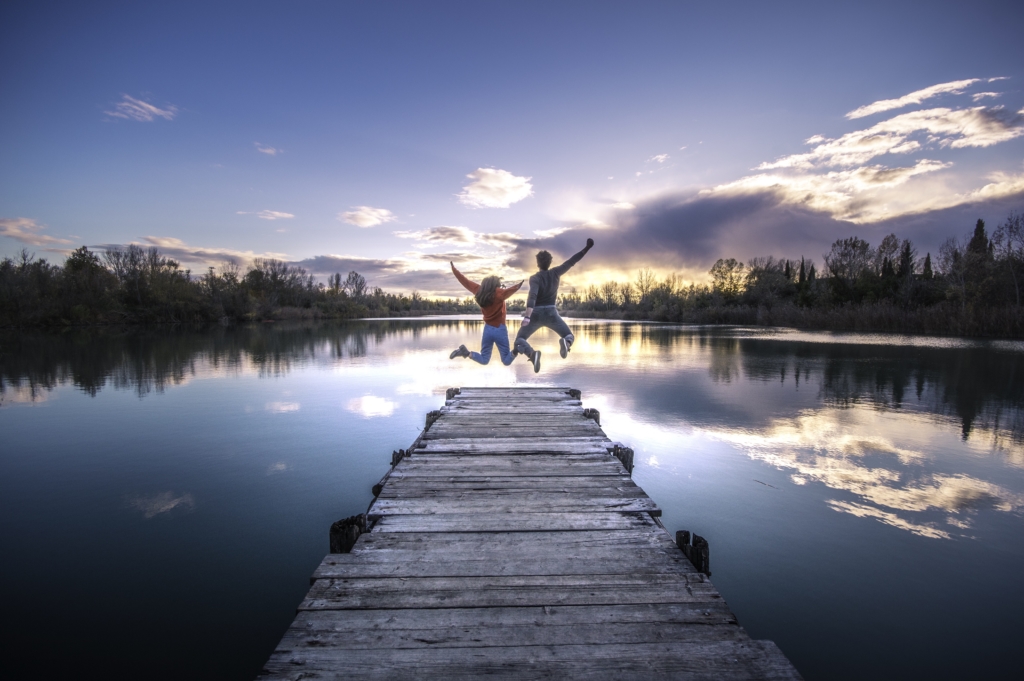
[526, 244, 592, 308]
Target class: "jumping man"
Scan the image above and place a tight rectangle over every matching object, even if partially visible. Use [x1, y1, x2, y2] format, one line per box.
[514, 238, 594, 373]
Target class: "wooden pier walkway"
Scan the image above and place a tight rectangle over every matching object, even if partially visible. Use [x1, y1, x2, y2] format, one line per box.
[261, 387, 801, 680]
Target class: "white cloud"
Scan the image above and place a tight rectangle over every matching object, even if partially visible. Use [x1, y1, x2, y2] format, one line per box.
[759, 106, 1024, 170]
[845, 78, 982, 119]
[255, 142, 281, 155]
[457, 168, 533, 209]
[346, 396, 396, 418]
[105, 94, 177, 122]
[648, 154, 669, 163]
[709, 159, 954, 222]
[237, 210, 294, 220]
[610, 202, 635, 210]
[340, 206, 396, 227]
[972, 92, 1000, 102]
[0, 217, 73, 247]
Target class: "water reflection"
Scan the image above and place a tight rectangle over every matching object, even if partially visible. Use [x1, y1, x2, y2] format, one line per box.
[3, 320, 1023, 543]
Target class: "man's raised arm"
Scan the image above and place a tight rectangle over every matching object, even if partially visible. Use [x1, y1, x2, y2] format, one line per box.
[551, 238, 595, 276]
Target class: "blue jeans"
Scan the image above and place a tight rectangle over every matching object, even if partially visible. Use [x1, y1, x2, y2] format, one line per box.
[472, 323, 515, 366]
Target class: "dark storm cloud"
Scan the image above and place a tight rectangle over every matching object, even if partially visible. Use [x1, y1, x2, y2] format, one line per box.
[505, 188, 1024, 274]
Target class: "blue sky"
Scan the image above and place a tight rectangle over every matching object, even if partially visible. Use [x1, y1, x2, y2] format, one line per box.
[2, 0, 1023, 295]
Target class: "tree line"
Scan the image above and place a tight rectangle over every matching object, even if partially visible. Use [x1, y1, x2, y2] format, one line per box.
[559, 213, 1024, 337]
[3, 212, 1022, 336]
[0, 244, 477, 326]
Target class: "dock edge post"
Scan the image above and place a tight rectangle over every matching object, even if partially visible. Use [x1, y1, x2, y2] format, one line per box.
[611, 444, 634, 475]
[329, 513, 366, 554]
[676, 530, 711, 576]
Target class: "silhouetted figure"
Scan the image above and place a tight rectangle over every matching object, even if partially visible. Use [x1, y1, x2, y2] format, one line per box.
[514, 238, 594, 373]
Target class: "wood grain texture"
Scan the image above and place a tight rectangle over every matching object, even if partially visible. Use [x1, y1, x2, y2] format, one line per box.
[262, 386, 802, 680]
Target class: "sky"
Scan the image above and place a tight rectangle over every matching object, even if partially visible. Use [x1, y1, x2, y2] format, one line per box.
[2, 0, 1023, 297]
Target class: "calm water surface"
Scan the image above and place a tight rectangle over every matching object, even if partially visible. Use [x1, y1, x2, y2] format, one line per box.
[2, 319, 1023, 679]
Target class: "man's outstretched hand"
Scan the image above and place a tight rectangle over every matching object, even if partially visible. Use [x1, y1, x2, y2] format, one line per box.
[586, 238, 595, 248]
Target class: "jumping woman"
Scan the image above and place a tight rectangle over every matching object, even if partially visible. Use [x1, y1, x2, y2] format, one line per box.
[448, 262, 524, 367]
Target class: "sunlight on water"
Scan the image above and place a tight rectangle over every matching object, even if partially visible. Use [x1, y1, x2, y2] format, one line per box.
[2, 319, 1023, 680]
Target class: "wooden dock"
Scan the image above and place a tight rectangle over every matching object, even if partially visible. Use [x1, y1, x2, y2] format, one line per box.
[261, 387, 801, 679]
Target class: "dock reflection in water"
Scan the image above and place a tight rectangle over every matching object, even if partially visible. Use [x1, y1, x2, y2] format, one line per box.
[2, 319, 1023, 680]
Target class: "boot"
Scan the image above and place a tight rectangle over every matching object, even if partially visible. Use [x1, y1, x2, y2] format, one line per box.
[449, 345, 470, 359]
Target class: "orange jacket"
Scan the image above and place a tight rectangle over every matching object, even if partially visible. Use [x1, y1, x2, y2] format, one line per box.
[451, 264, 523, 327]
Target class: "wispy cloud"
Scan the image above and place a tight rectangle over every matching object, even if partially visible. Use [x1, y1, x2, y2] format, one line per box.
[237, 210, 295, 220]
[126, 491, 195, 518]
[648, 154, 669, 163]
[255, 142, 281, 155]
[845, 78, 985, 119]
[972, 92, 1000, 102]
[610, 202, 635, 210]
[0, 217, 73, 247]
[394, 225, 522, 248]
[97, 237, 290, 269]
[760, 106, 1024, 171]
[266, 401, 300, 413]
[340, 206, 396, 227]
[105, 94, 177, 122]
[457, 168, 533, 208]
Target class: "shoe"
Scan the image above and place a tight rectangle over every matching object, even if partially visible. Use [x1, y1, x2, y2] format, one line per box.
[559, 337, 572, 359]
[531, 350, 542, 373]
[449, 345, 470, 359]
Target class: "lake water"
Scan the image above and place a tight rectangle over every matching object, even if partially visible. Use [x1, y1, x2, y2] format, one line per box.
[2, 319, 1023, 680]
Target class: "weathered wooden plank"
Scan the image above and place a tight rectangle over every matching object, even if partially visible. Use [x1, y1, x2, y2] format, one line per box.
[378, 480, 647, 494]
[311, 552, 695, 579]
[300, 573, 719, 610]
[261, 640, 802, 680]
[368, 497, 661, 516]
[380, 475, 639, 491]
[350, 528, 680, 552]
[422, 428, 603, 439]
[371, 511, 658, 532]
[280, 602, 736, 634]
[415, 441, 611, 454]
[273, 609, 743, 650]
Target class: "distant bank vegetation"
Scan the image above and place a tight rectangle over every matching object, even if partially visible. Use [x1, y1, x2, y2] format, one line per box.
[0, 247, 477, 326]
[561, 213, 1024, 337]
[2, 213, 1022, 337]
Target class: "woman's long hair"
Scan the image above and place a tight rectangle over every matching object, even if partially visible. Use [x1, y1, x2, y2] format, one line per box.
[475, 275, 501, 308]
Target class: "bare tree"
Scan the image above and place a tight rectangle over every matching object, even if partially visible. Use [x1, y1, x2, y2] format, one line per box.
[709, 258, 745, 297]
[823, 237, 872, 288]
[994, 212, 1024, 306]
[342, 271, 367, 299]
[635, 268, 655, 304]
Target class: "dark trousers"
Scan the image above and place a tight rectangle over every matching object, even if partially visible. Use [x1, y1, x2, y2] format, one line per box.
[514, 306, 573, 356]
